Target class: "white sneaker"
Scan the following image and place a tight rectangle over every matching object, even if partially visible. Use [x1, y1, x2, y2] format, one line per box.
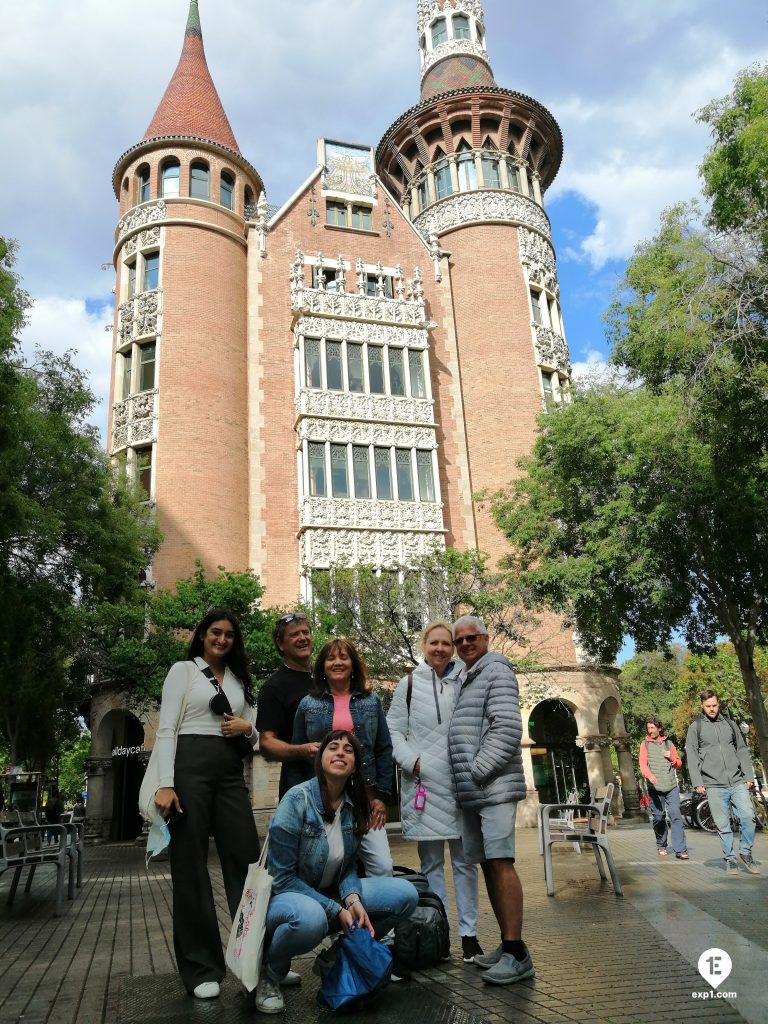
[255, 974, 285, 1014]
[192, 981, 220, 999]
[280, 969, 301, 987]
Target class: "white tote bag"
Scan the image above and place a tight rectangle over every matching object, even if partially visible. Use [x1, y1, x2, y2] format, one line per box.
[138, 662, 194, 823]
[225, 839, 273, 993]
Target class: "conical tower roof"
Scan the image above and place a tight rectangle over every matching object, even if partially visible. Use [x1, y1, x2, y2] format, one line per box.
[142, 0, 240, 153]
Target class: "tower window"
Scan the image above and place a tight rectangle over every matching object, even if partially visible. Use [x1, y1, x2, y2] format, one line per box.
[367, 346, 385, 394]
[416, 451, 436, 502]
[144, 253, 159, 292]
[530, 290, 543, 325]
[190, 161, 210, 200]
[542, 371, 558, 412]
[452, 14, 470, 40]
[137, 165, 151, 203]
[135, 446, 153, 500]
[457, 145, 477, 192]
[326, 341, 343, 391]
[330, 444, 349, 498]
[353, 446, 371, 499]
[308, 443, 326, 496]
[220, 171, 235, 210]
[388, 348, 406, 396]
[126, 260, 137, 298]
[417, 177, 429, 211]
[326, 201, 347, 227]
[351, 205, 372, 231]
[408, 349, 426, 398]
[434, 156, 453, 200]
[161, 160, 180, 198]
[505, 158, 522, 193]
[139, 342, 156, 392]
[374, 447, 393, 500]
[305, 338, 322, 388]
[431, 17, 448, 46]
[121, 350, 133, 400]
[482, 151, 501, 188]
[347, 343, 365, 393]
[395, 449, 414, 502]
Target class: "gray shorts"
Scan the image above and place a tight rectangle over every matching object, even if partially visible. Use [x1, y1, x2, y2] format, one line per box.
[460, 802, 517, 864]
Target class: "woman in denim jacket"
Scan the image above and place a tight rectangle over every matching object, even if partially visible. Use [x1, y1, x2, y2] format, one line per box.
[255, 730, 418, 1013]
[288, 637, 395, 875]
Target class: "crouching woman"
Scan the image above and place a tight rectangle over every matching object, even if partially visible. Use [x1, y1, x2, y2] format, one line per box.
[255, 730, 417, 1013]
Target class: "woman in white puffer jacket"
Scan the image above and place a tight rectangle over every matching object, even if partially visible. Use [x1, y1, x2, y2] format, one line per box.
[386, 620, 483, 963]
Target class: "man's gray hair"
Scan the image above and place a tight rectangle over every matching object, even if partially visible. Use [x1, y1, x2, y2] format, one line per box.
[452, 615, 488, 637]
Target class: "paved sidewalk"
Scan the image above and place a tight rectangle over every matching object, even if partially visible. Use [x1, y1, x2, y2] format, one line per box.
[1, 823, 765, 1024]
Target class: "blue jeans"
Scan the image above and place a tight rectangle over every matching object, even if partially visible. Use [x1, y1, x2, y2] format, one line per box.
[706, 784, 756, 860]
[648, 785, 687, 855]
[264, 877, 418, 980]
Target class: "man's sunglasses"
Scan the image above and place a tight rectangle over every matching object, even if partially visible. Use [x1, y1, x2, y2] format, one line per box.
[277, 612, 309, 625]
[455, 634, 484, 646]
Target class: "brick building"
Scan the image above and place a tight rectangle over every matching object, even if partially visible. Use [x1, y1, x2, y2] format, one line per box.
[86, 0, 637, 839]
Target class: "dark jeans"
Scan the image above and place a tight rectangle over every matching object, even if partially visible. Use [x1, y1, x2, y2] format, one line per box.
[648, 784, 687, 854]
[169, 735, 260, 992]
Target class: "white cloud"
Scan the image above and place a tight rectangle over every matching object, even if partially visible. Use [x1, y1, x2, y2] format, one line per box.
[570, 350, 610, 383]
[18, 296, 114, 444]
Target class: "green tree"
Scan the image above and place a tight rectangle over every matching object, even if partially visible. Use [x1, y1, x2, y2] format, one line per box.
[0, 239, 159, 767]
[618, 647, 686, 749]
[58, 733, 91, 802]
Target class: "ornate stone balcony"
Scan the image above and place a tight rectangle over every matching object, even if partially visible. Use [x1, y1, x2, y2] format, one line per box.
[117, 200, 167, 246]
[295, 315, 429, 351]
[116, 289, 163, 348]
[301, 526, 445, 569]
[300, 496, 444, 533]
[291, 287, 427, 328]
[111, 389, 159, 453]
[414, 189, 551, 241]
[295, 388, 435, 427]
[421, 38, 490, 78]
[297, 417, 436, 450]
[533, 323, 571, 375]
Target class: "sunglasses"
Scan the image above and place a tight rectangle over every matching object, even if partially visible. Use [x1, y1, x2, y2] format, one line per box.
[455, 634, 485, 646]
[277, 612, 309, 625]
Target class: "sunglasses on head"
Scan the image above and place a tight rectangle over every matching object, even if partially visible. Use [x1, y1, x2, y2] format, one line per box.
[277, 612, 308, 625]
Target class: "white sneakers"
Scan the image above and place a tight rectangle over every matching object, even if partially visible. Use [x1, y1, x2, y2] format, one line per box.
[255, 974, 285, 1014]
[192, 981, 220, 999]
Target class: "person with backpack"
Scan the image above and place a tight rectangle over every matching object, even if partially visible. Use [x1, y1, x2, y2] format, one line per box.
[638, 717, 688, 860]
[685, 689, 759, 876]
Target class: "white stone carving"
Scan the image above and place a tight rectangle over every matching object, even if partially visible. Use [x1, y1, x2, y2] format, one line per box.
[117, 290, 163, 348]
[295, 388, 435, 426]
[414, 190, 551, 240]
[117, 201, 167, 244]
[110, 389, 159, 454]
[421, 38, 489, 78]
[297, 418, 436, 449]
[292, 286, 427, 327]
[295, 316, 429, 350]
[519, 227, 559, 295]
[124, 236, 137, 257]
[138, 227, 160, 249]
[533, 323, 571, 375]
[300, 497, 444, 533]
[417, 0, 486, 34]
[300, 528, 445, 569]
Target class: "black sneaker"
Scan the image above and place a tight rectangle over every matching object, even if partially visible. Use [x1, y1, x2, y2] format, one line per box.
[739, 852, 760, 875]
[461, 936, 484, 963]
[390, 957, 411, 982]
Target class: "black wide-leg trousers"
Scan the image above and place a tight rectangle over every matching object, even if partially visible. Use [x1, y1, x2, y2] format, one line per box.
[169, 735, 260, 992]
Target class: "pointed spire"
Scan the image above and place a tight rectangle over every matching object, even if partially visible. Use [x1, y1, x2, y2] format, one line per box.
[417, 1, 496, 102]
[142, 0, 240, 153]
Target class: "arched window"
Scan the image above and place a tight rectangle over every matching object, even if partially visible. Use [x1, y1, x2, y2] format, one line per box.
[431, 17, 447, 46]
[452, 14, 470, 40]
[190, 161, 210, 200]
[161, 159, 180, 198]
[244, 185, 254, 215]
[433, 149, 452, 200]
[220, 171, 235, 210]
[505, 157, 522, 193]
[481, 143, 501, 189]
[456, 142, 477, 192]
[137, 164, 151, 203]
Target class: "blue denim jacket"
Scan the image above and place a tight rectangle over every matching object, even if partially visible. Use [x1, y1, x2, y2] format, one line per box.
[267, 777, 361, 922]
[288, 691, 393, 799]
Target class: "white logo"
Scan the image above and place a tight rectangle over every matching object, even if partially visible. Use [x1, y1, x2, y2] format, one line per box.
[698, 948, 732, 989]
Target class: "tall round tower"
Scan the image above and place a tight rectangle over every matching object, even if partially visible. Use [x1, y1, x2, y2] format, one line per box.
[377, 0, 570, 596]
[109, 0, 263, 587]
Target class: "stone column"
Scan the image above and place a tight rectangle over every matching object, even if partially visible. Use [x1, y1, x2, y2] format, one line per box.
[577, 735, 610, 801]
[85, 757, 113, 840]
[613, 734, 642, 817]
[516, 735, 541, 827]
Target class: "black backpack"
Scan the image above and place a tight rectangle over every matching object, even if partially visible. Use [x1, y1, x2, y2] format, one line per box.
[391, 865, 450, 969]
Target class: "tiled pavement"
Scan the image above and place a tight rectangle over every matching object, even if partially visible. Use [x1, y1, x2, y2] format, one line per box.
[1, 823, 765, 1024]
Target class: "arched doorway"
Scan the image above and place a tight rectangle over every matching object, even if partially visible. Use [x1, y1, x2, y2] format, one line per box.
[93, 709, 145, 841]
[528, 699, 590, 804]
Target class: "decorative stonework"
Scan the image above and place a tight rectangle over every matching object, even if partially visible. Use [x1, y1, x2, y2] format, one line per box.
[533, 323, 571, 375]
[414, 190, 551, 240]
[297, 418, 436, 450]
[117, 290, 163, 347]
[295, 316, 429, 350]
[308, 186, 319, 227]
[300, 496, 444, 533]
[417, 0, 485, 34]
[421, 38, 489, 79]
[123, 227, 160, 259]
[295, 388, 435, 426]
[111, 389, 159, 454]
[301, 528, 444, 568]
[518, 228, 558, 294]
[383, 197, 395, 239]
[117, 201, 167, 245]
[292, 286, 428, 327]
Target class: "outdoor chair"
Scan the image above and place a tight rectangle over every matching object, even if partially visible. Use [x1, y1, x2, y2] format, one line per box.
[537, 789, 583, 855]
[539, 783, 623, 897]
[0, 822, 72, 916]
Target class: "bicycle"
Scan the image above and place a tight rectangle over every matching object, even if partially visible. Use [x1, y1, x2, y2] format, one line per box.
[695, 787, 767, 833]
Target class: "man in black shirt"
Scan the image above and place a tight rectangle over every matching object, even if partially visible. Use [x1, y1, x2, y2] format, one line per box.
[257, 612, 319, 797]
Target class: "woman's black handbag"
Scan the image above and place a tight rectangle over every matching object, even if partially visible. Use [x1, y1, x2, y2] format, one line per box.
[391, 865, 450, 968]
[200, 666, 254, 761]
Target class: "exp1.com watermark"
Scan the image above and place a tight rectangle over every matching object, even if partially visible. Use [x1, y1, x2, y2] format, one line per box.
[693, 948, 737, 1001]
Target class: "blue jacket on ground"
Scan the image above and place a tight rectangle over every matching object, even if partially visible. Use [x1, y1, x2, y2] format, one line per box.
[267, 777, 362, 923]
[287, 691, 393, 799]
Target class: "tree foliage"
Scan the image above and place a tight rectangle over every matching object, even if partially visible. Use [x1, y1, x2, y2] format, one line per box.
[0, 239, 159, 768]
[617, 647, 687, 748]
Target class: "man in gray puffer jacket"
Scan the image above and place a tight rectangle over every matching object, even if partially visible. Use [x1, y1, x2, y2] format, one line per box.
[447, 616, 534, 987]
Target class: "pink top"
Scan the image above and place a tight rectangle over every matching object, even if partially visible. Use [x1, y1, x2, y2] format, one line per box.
[332, 693, 354, 732]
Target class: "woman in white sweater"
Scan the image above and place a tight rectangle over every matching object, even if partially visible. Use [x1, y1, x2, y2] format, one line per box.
[386, 620, 482, 963]
[152, 607, 260, 1000]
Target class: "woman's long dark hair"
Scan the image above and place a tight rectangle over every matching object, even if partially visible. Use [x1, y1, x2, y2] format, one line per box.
[187, 607, 255, 706]
[315, 729, 371, 836]
[310, 637, 372, 698]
